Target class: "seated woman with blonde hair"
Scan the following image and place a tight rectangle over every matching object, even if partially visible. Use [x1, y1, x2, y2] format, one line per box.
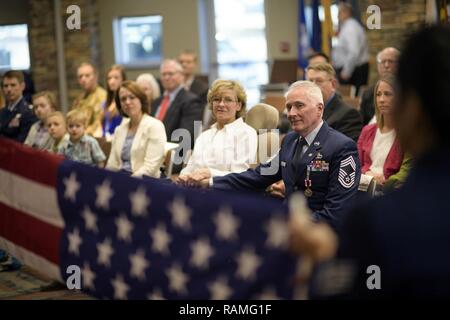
[106, 81, 167, 178]
[357, 74, 404, 188]
[177, 79, 257, 186]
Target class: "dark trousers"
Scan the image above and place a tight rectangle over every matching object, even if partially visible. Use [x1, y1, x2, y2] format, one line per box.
[336, 62, 369, 96]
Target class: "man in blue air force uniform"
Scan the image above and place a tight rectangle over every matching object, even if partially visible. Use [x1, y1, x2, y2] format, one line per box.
[0, 70, 37, 143]
[202, 81, 360, 228]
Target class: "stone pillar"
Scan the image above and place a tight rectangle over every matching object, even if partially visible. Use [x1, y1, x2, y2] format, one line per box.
[359, 0, 426, 84]
[28, 0, 59, 101]
[28, 0, 102, 110]
[61, 0, 103, 107]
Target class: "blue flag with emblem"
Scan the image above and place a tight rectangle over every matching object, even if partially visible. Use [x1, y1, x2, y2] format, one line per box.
[311, 0, 322, 53]
[298, 0, 311, 70]
[57, 160, 303, 299]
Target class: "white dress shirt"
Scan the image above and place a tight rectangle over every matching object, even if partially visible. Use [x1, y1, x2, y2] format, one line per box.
[301, 120, 324, 157]
[332, 17, 369, 76]
[369, 128, 396, 176]
[359, 128, 396, 188]
[181, 117, 257, 177]
[7, 97, 23, 112]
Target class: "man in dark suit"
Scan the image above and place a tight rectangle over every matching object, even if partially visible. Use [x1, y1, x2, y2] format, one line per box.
[151, 59, 203, 147]
[0, 70, 37, 143]
[292, 26, 450, 299]
[198, 81, 360, 229]
[178, 50, 209, 105]
[306, 63, 362, 142]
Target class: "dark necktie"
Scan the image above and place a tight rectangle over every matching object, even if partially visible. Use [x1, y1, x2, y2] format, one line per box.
[292, 137, 308, 172]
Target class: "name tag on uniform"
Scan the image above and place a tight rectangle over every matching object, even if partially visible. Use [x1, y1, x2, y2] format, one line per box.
[310, 160, 329, 172]
[281, 161, 287, 167]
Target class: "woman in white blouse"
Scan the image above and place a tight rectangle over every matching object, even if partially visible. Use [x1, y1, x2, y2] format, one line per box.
[106, 81, 167, 178]
[177, 79, 257, 186]
[357, 74, 403, 187]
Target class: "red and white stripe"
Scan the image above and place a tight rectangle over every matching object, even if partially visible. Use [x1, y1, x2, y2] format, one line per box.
[0, 138, 64, 281]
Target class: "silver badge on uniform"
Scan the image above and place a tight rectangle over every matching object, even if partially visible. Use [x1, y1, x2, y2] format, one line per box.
[338, 156, 356, 188]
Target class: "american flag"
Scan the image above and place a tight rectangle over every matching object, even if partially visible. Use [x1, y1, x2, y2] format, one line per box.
[0, 137, 304, 300]
[0, 138, 63, 280]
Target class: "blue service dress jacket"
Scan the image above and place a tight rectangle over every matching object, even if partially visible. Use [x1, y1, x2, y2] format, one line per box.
[0, 98, 37, 143]
[213, 122, 361, 228]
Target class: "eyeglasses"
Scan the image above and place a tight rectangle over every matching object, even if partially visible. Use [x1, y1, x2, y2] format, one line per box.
[212, 97, 238, 106]
[161, 71, 180, 77]
[377, 59, 397, 65]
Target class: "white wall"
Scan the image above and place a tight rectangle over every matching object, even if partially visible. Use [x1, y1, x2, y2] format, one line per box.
[265, 0, 298, 61]
[0, 0, 301, 83]
[98, 0, 200, 81]
[98, 0, 300, 82]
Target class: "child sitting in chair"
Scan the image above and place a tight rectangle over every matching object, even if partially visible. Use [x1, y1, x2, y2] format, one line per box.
[24, 91, 58, 150]
[46, 111, 69, 153]
[59, 109, 106, 167]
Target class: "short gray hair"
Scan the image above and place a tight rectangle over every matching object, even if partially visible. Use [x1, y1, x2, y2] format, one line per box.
[136, 73, 161, 99]
[339, 1, 353, 14]
[285, 80, 324, 105]
[376, 47, 400, 63]
[77, 62, 97, 75]
[160, 59, 183, 73]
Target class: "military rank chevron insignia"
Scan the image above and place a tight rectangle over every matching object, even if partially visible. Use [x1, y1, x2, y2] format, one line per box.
[338, 156, 356, 189]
